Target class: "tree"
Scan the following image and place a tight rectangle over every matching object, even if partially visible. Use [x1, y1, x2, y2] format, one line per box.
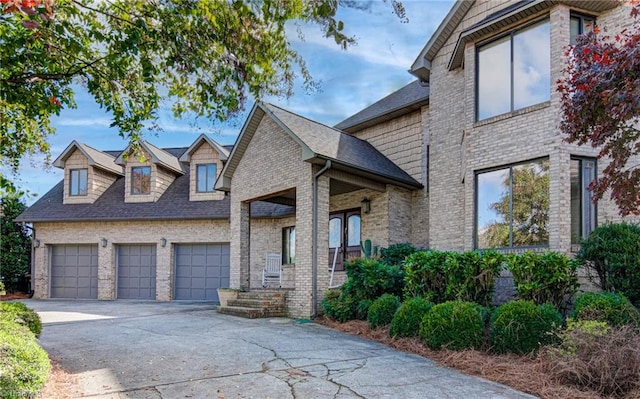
[0, 194, 31, 292]
[557, 4, 640, 216]
[0, 0, 406, 194]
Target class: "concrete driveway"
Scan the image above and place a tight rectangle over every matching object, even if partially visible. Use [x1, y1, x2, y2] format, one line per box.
[26, 300, 536, 399]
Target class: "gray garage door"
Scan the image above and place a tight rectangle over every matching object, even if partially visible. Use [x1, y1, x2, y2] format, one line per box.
[117, 245, 156, 299]
[175, 244, 230, 301]
[51, 245, 98, 299]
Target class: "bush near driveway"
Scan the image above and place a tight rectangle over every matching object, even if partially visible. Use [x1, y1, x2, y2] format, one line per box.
[572, 292, 639, 327]
[0, 303, 50, 399]
[0, 302, 42, 337]
[389, 297, 433, 338]
[420, 301, 487, 351]
[367, 294, 400, 329]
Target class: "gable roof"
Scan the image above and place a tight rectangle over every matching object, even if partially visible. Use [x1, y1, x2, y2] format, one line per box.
[115, 140, 184, 175]
[53, 140, 124, 176]
[16, 146, 293, 223]
[179, 134, 230, 163]
[217, 103, 422, 192]
[334, 80, 429, 133]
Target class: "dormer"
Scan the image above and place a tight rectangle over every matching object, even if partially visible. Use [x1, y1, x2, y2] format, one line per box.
[53, 141, 124, 205]
[179, 134, 229, 201]
[115, 141, 184, 203]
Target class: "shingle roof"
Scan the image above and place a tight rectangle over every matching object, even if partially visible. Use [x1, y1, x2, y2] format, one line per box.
[218, 103, 422, 191]
[179, 134, 230, 163]
[115, 141, 183, 175]
[16, 147, 293, 223]
[334, 80, 429, 132]
[53, 141, 124, 175]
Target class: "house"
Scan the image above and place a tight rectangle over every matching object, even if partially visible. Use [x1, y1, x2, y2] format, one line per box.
[17, 0, 639, 318]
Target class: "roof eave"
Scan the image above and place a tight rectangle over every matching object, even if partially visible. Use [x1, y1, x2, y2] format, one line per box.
[340, 97, 428, 133]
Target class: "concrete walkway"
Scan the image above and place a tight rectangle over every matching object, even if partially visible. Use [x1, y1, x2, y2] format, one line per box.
[26, 300, 536, 398]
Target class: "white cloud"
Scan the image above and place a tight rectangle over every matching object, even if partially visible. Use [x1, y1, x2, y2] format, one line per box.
[54, 117, 112, 127]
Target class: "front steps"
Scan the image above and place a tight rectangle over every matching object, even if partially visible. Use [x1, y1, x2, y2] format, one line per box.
[217, 290, 287, 318]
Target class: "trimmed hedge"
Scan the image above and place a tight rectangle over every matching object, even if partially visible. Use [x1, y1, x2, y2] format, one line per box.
[572, 292, 639, 327]
[420, 301, 486, 350]
[0, 302, 42, 338]
[0, 308, 50, 399]
[380, 243, 417, 268]
[389, 297, 433, 338]
[367, 294, 400, 329]
[490, 300, 562, 354]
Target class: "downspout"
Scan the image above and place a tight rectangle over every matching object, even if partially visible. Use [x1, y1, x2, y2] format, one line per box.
[312, 159, 332, 318]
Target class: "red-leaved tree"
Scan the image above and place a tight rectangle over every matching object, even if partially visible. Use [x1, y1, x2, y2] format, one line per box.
[558, 4, 640, 216]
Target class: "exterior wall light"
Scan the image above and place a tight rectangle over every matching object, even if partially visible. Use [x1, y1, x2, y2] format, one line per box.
[101, 238, 108, 248]
[361, 198, 371, 214]
[160, 238, 167, 247]
[33, 239, 40, 248]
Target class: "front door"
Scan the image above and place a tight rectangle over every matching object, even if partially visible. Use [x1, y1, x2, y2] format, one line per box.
[329, 210, 361, 271]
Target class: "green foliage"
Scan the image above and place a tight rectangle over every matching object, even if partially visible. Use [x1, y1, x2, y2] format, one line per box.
[367, 294, 400, 329]
[403, 250, 504, 307]
[490, 300, 562, 354]
[389, 297, 433, 338]
[420, 301, 486, 350]
[0, 282, 5, 296]
[507, 251, 578, 313]
[380, 243, 417, 268]
[0, 302, 43, 338]
[0, 195, 31, 292]
[576, 222, 640, 307]
[0, 1, 405, 183]
[572, 292, 639, 327]
[0, 313, 50, 399]
[321, 258, 404, 322]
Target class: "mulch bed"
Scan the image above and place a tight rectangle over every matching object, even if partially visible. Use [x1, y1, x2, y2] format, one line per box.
[1, 292, 30, 301]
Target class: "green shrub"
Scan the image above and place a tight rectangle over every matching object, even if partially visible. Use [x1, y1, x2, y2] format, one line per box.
[0, 320, 51, 399]
[404, 250, 504, 307]
[507, 251, 578, 313]
[389, 297, 433, 338]
[367, 294, 400, 329]
[380, 243, 417, 268]
[490, 300, 562, 354]
[0, 302, 42, 337]
[420, 301, 486, 350]
[572, 292, 639, 327]
[321, 290, 355, 322]
[576, 222, 640, 307]
[356, 299, 372, 320]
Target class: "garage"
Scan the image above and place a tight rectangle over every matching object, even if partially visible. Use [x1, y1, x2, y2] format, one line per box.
[117, 245, 156, 299]
[50, 245, 98, 299]
[175, 243, 230, 301]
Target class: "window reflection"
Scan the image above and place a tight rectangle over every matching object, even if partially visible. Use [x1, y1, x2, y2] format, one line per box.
[329, 217, 342, 249]
[347, 215, 361, 247]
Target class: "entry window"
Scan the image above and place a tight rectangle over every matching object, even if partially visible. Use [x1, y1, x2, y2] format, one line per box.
[476, 158, 550, 249]
[69, 168, 88, 196]
[570, 14, 595, 45]
[131, 166, 151, 195]
[329, 218, 342, 249]
[571, 157, 597, 244]
[282, 226, 295, 264]
[477, 19, 550, 120]
[347, 214, 361, 246]
[196, 163, 217, 192]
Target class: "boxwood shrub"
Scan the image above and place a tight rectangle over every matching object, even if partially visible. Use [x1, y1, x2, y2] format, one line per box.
[420, 301, 486, 350]
[389, 297, 433, 338]
[0, 317, 50, 399]
[572, 292, 639, 327]
[367, 294, 401, 329]
[0, 302, 42, 338]
[490, 300, 562, 354]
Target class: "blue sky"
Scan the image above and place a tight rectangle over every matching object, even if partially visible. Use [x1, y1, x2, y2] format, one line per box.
[6, 1, 455, 204]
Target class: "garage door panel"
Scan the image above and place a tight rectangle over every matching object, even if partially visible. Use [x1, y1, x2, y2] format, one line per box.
[117, 245, 156, 299]
[51, 245, 98, 299]
[175, 244, 230, 301]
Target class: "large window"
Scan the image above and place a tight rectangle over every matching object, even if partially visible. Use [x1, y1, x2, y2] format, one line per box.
[196, 163, 217, 193]
[477, 19, 550, 120]
[571, 157, 597, 244]
[282, 226, 295, 264]
[570, 14, 595, 45]
[69, 168, 88, 196]
[131, 166, 151, 195]
[476, 159, 550, 249]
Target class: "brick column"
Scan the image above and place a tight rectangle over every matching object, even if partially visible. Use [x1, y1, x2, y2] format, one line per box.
[98, 242, 115, 299]
[230, 199, 250, 290]
[155, 242, 172, 300]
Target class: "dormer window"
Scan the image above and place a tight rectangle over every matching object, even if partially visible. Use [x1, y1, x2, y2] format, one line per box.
[196, 163, 217, 193]
[131, 166, 151, 195]
[70, 169, 88, 196]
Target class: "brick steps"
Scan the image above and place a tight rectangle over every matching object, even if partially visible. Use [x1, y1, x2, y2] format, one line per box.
[217, 290, 287, 318]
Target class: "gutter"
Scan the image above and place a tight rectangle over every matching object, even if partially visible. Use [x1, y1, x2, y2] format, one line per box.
[312, 159, 332, 318]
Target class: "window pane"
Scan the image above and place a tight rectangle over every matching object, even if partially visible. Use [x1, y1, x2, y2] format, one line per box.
[582, 160, 596, 238]
[570, 159, 581, 244]
[478, 36, 511, 120]
[477, 168, 510, 248]
[196, 165, 207, 192]
[132, 167, 151, 194]
[513, 21, 550, 110]
[70, 170, 79, 195]
[207, 164, 216, 192]
[70, 169, 87, 196]
[329, 218, 342, 249]
[79, 169, 88, 195]
[570, 17, 581, 45]
[289, 227, 295, 263]
[511, 159, 549, 247]
[347, 215, 361, 246]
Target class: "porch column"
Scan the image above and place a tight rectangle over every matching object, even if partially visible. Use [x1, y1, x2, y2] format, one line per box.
[315, 174, 330, 314]
[230, 199, 251, 290]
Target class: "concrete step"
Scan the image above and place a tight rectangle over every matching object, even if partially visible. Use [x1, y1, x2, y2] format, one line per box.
[217, 305, 287, 318]
[228, 298, 285, 309]
[237, 291, 285, 301]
